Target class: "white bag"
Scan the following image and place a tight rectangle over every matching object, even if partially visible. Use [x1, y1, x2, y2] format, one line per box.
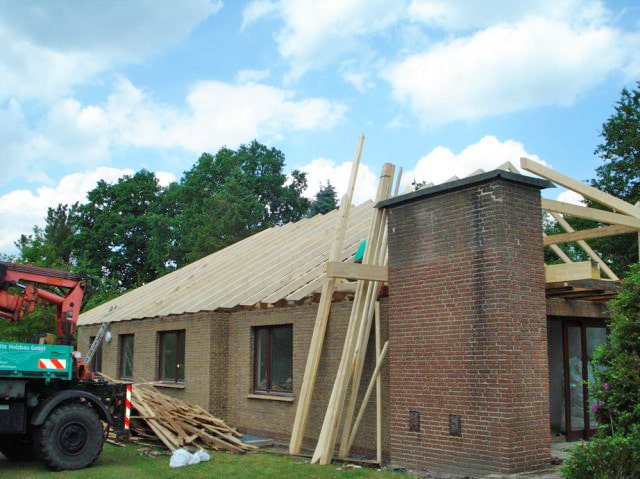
[169, 448, 193, 468]
[195, 449, 211, 462]
[169, 448, 211, 467]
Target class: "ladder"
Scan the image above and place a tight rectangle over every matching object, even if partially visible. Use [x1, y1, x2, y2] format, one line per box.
[85, 322, 109, 366]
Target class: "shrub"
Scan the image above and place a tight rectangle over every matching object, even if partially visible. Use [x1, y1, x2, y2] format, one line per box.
[560, 426, 640, 479]
[561, 265, 640, 478]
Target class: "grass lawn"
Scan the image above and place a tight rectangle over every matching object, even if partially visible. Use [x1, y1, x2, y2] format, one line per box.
[0, 444, 412, 478]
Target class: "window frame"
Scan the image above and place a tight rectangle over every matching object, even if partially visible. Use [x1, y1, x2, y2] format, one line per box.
[252, 324, 293, 396]
[118, 334, 134, 380]
[89, 335, 103, 373]
[158, 330, 186, 384]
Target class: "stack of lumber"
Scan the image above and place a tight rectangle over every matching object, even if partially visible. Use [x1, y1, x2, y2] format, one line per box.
[125, 385, 255, 453]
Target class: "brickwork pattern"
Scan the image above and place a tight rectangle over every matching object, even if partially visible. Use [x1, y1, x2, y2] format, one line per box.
[386, 179, 550, 475]
[78, 311, 229, 410]
[79, 300, 390, 456]
[226, 300, 390, 456]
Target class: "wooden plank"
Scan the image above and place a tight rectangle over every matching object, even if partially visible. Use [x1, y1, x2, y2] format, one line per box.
[374, 301, 382, 465]
[541, 199, 640, 228]
[338, 227, 388, 457]
[345, 341, 389, 454]
[545, 261, 600, 282]
[544, 223, 638, 245]
[312, 163, 394, 465]
[497, 160, 519, 173]
[521, 157, 640, 218]
[543, 232, 573, 264]
[326, 262, 388, 282]
[546, 279, 619, 292]
[548, 212, 623, 280]
[547, 298, 609, 318]
[289, 135, 365, 455]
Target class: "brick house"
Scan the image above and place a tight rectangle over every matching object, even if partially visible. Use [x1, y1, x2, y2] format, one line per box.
[78, 170, 616, 476]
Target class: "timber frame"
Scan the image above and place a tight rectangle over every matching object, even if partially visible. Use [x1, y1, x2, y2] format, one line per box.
[521, 157, 640, 283]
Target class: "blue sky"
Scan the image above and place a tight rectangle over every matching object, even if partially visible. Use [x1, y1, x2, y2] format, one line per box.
[1, 0, 639, 253]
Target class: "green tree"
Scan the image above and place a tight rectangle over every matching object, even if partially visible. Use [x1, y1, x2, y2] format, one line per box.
[308, 181, 338, 217]
[170, 141, 310, 265]
[72, 169, 171, 291]
[583, 82, 640, 273]
[561, 265, 640, 478]
[15, 203, 78, 268]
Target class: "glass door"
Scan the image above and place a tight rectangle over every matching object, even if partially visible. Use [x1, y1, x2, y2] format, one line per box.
[562, 321, 607, 440]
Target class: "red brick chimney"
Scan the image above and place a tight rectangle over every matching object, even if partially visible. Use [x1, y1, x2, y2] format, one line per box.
[379, 171, 552, 476]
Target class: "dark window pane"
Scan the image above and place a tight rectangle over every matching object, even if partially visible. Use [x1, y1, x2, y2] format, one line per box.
[161, 332, 177, 381]
[177, 331, 185, 382]
[119, 335, 134, 379]
[159, 330, 185, 383]
[255, 328, 268, 391]
[271, 326, 293, 393]
[89, 336, 103, 373]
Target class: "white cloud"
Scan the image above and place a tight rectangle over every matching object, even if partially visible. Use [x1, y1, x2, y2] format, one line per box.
[0, 167, 137, 253]
[403, 135, 542, 188]
[236, 68, 271, 84]
[2, 77, 346, 184]
[407, 0, 608, 31]
[155, 171, 177, 187]
[244, 0, 406, 80]
[556, 190, 585, 205]
[0, 1, 220, 101]
[387, 16, 637, 125]
[241, 0, 279, 30]
[296, 158, 378, 205]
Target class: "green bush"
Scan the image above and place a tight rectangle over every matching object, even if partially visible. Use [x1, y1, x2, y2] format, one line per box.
[561, 426, 640, 479]
[561, 264, 640, 478]
[591, 264, 640, 435]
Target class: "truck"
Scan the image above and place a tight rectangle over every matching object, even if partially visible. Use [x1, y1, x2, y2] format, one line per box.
[0, 261, 127, 470]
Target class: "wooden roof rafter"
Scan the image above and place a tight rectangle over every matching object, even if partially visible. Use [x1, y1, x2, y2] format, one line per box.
[521, 157, 640, 282]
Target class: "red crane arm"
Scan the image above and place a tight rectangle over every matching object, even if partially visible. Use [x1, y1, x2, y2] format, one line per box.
[0, 262, 85, 340]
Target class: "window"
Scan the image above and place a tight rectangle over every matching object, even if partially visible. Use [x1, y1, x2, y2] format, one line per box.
[119, 334, 134, 380]
[89, 336, 103, 373]
[158, 330, 185, 383]
[253, 325, 293, 395]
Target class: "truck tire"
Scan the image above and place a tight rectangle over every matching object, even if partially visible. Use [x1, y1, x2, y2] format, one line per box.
[0, 436, 33, 461]
[36, 403, 103, 471]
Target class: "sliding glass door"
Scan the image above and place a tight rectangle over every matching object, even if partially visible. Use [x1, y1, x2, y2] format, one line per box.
[562, 320, 607, 441]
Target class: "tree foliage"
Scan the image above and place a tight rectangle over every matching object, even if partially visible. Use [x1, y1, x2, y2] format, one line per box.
[561, 265, 640, 478]
[579, 82, 640, 274]
[308, 182, 338, 217]
[1, 141, 310, 343]
[168, 141, 309, 265]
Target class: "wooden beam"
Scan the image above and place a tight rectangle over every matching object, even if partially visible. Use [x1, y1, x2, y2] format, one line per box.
[544, 223, 639, 245]
[541, 199, 640, 229]
[546, 298, 609, 318]
[344, 340, 389, 455]
[545, 261, 600, 283]
[289, 134, 364, 455]
[497, 160, 519, 173]
[374, 301, 382, 465]
[326, 262, 388, 282]
[521, 157, 640, 218]
[543, 232, 573, 263]
[549, 212, 624, 281]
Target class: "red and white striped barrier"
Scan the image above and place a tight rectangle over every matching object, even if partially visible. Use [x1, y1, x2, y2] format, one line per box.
[124, 384, 132, 430]
[38, 358, 67, 370]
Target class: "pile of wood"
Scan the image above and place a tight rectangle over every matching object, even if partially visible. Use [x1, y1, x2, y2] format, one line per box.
[124, 384, 255, 453]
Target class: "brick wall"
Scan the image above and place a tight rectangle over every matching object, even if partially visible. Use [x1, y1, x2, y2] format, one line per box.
[79, 300, 390, 456]
[226, 300, 390, 456]
[385, 177, 550, 475]
[78, 311, 229, 412]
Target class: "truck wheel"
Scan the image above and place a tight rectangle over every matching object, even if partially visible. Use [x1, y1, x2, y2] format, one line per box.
[36, 403, 103, 471]
[0, 436, 33, 461]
